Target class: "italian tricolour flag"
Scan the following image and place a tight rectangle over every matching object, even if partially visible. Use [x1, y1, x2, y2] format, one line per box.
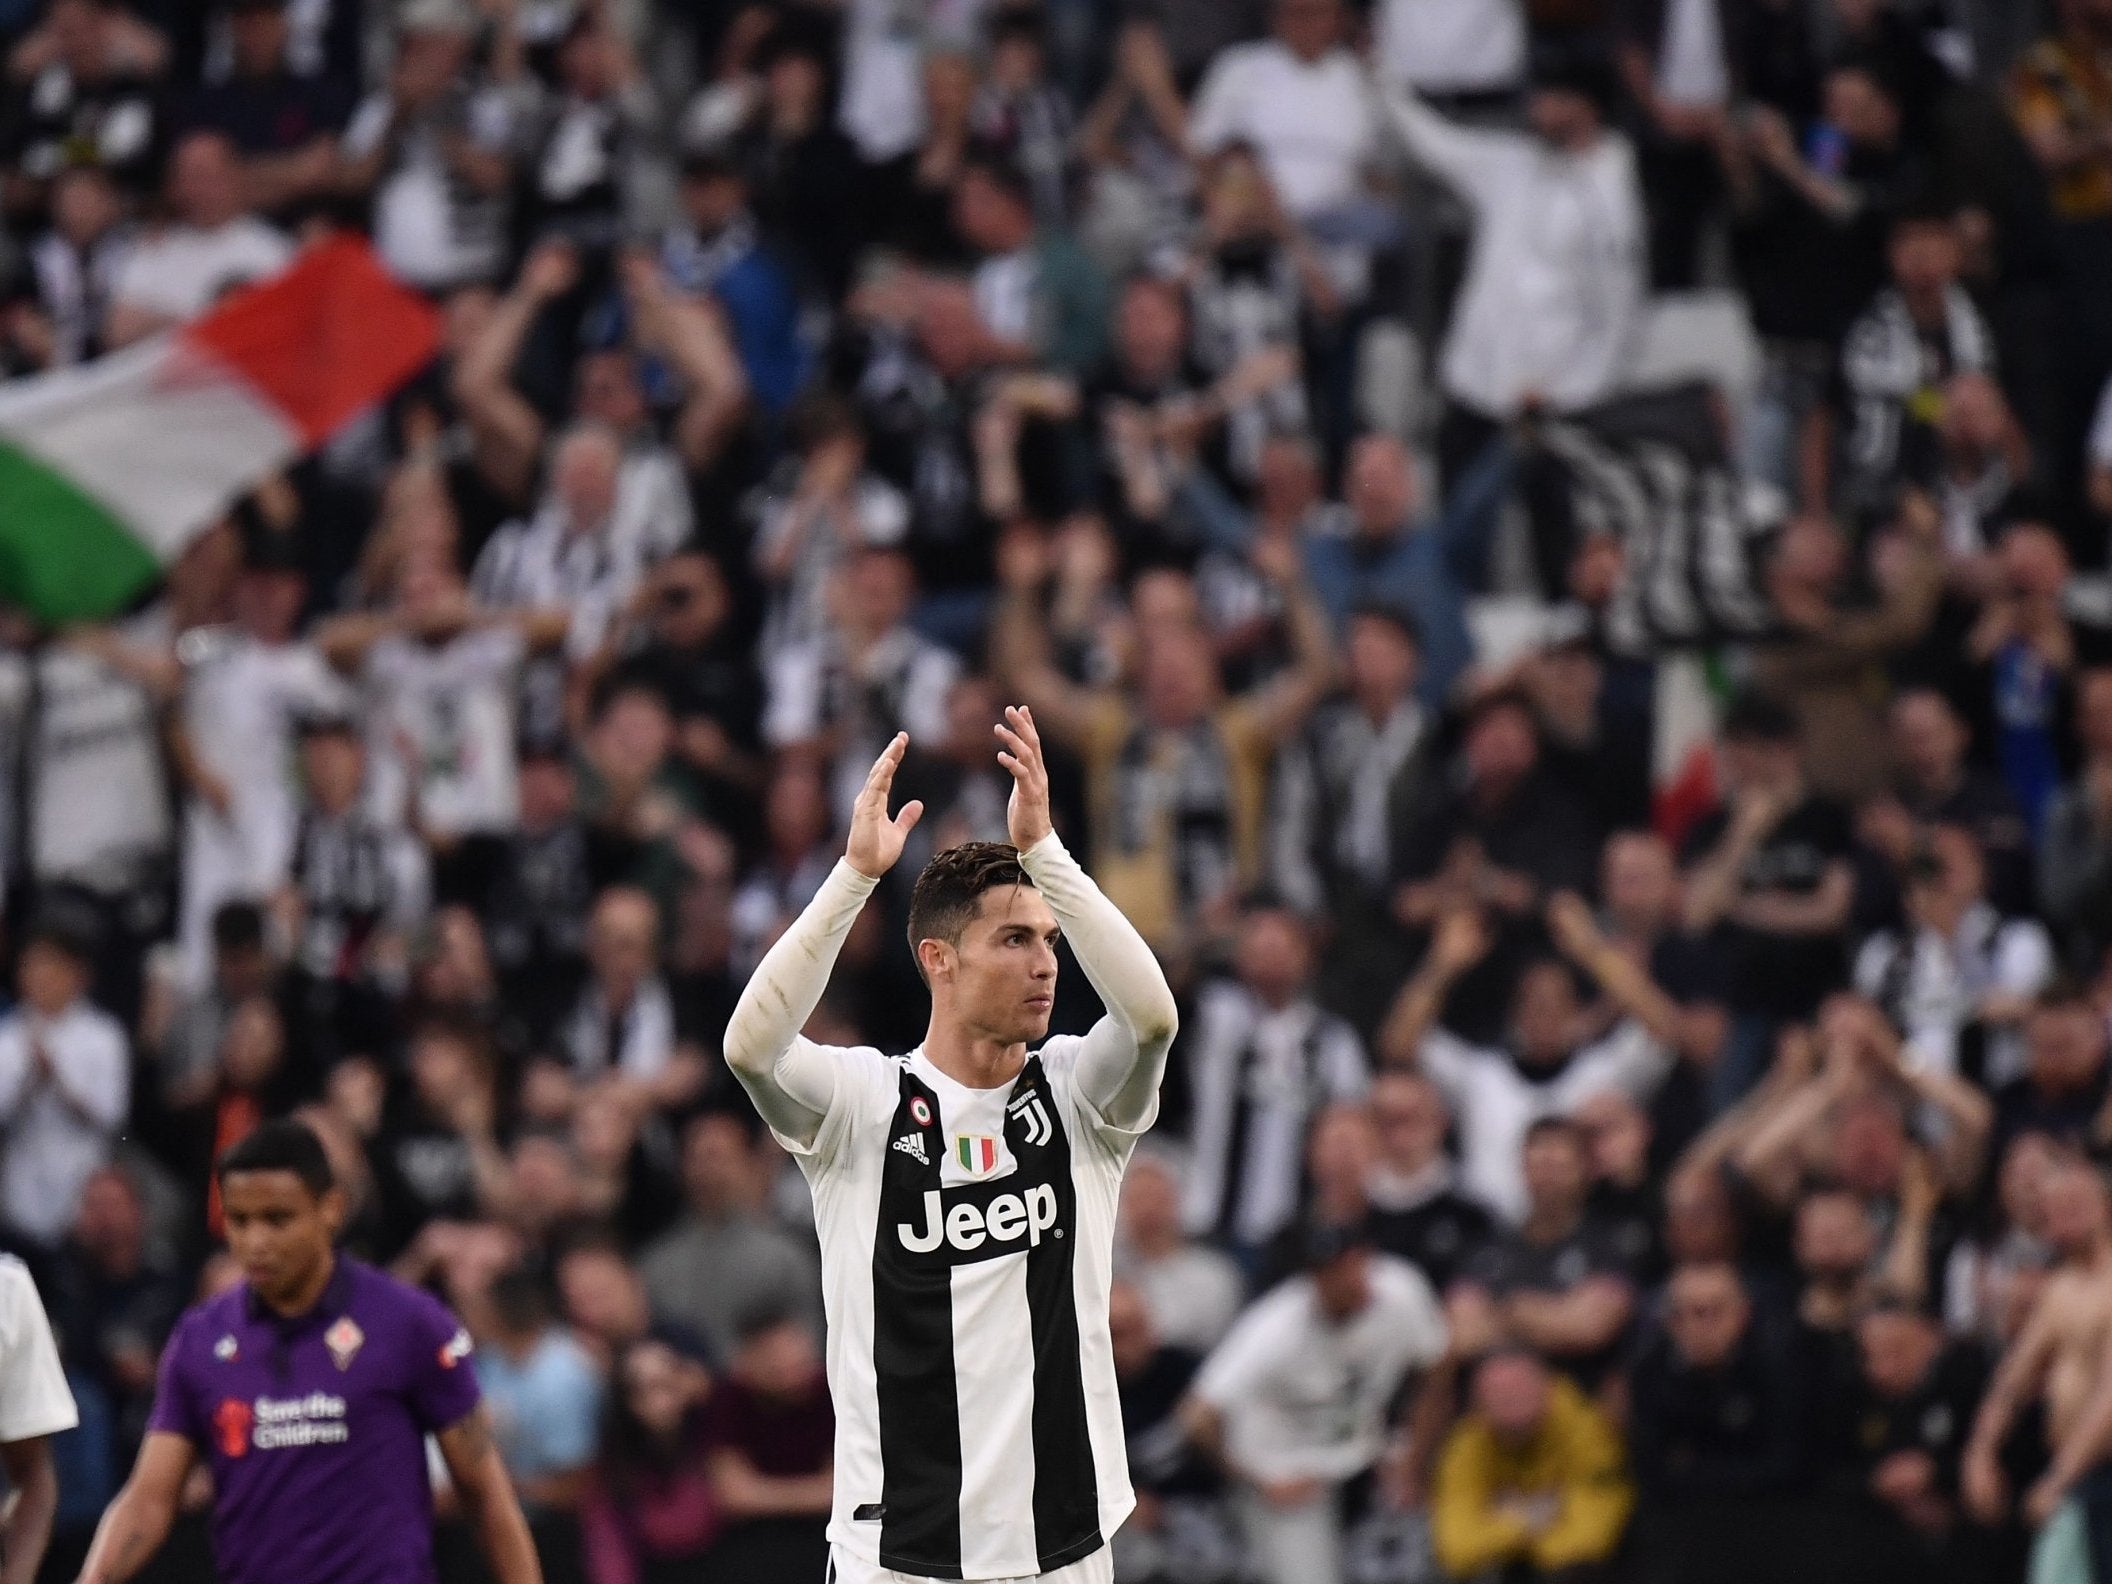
[0, 237, 439, 624]
[1652, 651, 1728, 847]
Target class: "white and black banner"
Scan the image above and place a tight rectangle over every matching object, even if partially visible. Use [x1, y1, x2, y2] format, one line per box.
[1531, 383, 1787, 656]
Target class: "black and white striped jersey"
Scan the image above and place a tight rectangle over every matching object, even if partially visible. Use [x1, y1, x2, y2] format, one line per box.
[771, 1036, 1143, 1582]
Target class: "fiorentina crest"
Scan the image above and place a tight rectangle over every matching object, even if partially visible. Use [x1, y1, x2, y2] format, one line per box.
[324, 1316, 364, 1371]
[956, 1135, 1000, 1177]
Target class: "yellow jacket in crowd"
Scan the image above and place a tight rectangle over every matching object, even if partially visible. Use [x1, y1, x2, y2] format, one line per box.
[1430, 1376, 1635, 1578]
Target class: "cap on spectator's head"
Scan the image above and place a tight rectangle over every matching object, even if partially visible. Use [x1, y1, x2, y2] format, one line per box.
[1298, 1215, 1370, 1270]
[1720, 690, 1798, 746]
[1527, 39, 1620, 116]
[398, 0, 476, 37]
[1347, 595, 1423, 648]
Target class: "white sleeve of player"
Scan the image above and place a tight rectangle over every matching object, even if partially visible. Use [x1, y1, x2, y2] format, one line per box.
[723, 858, 878, 1152]
[0, 1259, 77, 1443]
[1019, 831, 1178, 1138]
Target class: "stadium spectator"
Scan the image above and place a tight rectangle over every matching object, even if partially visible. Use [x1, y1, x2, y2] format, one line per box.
[1180, 901, 1368, 1262]
[1379, 44, 1648, 494]
[1115, 1148, 1245, 1355]
[1626, 1262, 1802, 1584]
[2040, 666, 2112, 966]
[476, 1264, 605, 1561]
[639, 1114, 820, 1365]
[1428, 1347, 1634, 1581]
[1365, 1069, 1498, 1295]
[994, 528, 1334, 959]
[1450, 1117, 1640, 1384]
[1680, 693, 1856, 1101]
[1107, 1277, 1233, 1584]
[0, 917, 130, 1247]
[11, 2, 2112, 1577]
[176, 0, 353, 222]
[1181, 1218, 1448, 1584]
[581, 1337, 719, 1584]
[1379, 897, 1683, 1222]
[697, 1308, 834, 1581]
[1388, 691, 1603, 1040]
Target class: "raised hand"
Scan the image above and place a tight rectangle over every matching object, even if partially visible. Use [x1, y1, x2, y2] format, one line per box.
[995, 705, 1053, 851]
[1544, 891, 1604, 964]
[845, 733, 924, 879]
[1429, 909, 1490, 978]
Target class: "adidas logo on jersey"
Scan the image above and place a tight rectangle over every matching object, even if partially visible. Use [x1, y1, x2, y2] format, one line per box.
[1007, 1091, 1053, 1147]
[891, 1132, 930, 1166]
[897, 1184, 1059, 1254]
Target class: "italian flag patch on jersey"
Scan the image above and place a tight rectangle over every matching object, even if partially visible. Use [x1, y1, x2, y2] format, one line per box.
[957, 1135, 998, 1176]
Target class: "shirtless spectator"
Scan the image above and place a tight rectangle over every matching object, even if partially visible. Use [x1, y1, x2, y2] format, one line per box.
[1963, 1153, 2112, 1569]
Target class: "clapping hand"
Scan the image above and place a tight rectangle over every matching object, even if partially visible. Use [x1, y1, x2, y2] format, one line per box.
[995, 705, 1053, 851]
[845, 734, 924, 879]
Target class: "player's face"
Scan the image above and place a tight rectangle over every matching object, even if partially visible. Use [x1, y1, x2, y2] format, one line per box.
[221, 1171, 344, 1305]
[949, 885, 1062, 1045]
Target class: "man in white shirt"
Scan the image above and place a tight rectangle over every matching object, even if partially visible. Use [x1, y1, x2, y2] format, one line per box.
[1378, 901, 1683, 1222]
[0, 1252, 78, 1584]
[1189, 0, 1379, 229]
[1376, 49, 1647, 496]
[0, 920, 130, 1248]
[176, 545, 349, 987]
[104, 129, 292, 344]
[1179, 1221, 1448, 1584]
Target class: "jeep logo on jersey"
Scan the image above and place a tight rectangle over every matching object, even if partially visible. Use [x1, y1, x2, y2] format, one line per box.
[897, 1182, 1060, 1257]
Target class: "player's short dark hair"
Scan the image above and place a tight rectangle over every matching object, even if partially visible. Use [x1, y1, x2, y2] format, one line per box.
[907, 842, 1035, 977]
[217, 1118, 334, 1198]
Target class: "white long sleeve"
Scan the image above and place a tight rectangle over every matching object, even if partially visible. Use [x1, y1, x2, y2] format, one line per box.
[1020, 832, 1179, 1132]
[1375, 79, 1514, 205]
[722, 858, 878, 1147]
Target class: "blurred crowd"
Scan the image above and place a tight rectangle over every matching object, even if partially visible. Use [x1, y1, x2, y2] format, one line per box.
[4, 0, 2112, 1582]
